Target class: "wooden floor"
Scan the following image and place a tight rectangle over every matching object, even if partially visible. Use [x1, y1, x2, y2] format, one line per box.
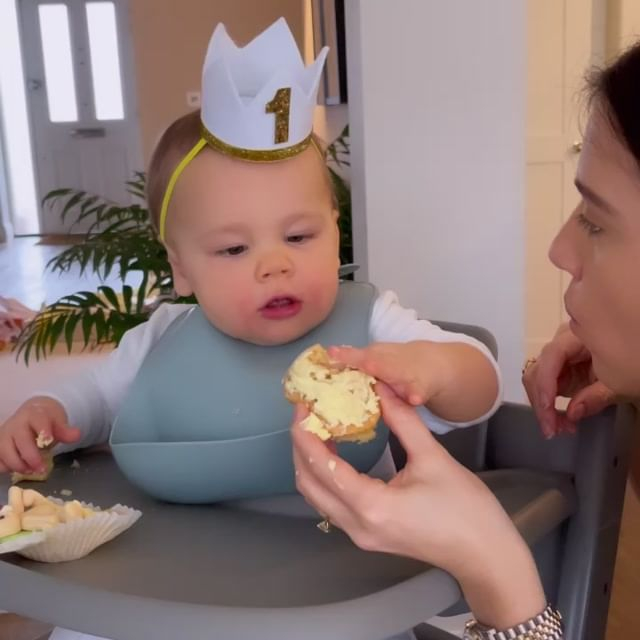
[0, 237, 639, 639]
[0, 236, 136, 310]
[606, 486, 640, 640]
[0, 614, 52, 640]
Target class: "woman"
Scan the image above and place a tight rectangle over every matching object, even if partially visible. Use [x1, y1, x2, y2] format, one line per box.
[291, 41, 640, 639]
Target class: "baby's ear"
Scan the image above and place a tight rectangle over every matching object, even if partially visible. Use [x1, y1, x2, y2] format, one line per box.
[166, 246, 193, 297]
[333, 209, 341, 259]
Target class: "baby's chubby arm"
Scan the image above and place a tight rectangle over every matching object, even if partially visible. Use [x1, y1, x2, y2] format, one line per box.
[331, 290, 502, 429]
[0, 303, 193, 472]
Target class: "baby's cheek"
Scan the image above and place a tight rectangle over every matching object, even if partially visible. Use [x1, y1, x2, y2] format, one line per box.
[202, 283, 246, 320]
[232, 291, 261, 322]
[309, 274, 339, 312]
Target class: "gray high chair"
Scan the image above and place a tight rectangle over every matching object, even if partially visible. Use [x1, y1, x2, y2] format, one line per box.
[0, 323, 633, 640]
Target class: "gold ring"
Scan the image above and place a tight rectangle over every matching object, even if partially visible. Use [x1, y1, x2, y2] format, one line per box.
[316, 518, 332, 533]
[522, 357, 537, 377]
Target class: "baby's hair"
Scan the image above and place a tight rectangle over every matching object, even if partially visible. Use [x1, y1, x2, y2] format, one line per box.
[146, 111, 339, 237]
[147, 111, 201, 235]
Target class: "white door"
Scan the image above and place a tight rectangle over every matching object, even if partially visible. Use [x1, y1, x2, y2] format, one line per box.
[525, 0, 605, 358]
[18, 0, 142, 234]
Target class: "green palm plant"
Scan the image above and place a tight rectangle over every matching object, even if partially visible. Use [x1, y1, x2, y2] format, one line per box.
[14, 125, 352, 363]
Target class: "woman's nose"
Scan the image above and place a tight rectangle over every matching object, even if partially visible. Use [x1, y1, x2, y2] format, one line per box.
[548, 208, 583, 281]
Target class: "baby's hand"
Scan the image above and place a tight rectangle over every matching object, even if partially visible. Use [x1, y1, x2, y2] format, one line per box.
[328, 342, 440, 407]
[0, 397, 80, 475]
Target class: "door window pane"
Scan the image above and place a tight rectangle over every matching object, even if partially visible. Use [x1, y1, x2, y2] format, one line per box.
[0, 0, 40, 233]
[86, 2, 125, 120]
[38, 4, 78, 123]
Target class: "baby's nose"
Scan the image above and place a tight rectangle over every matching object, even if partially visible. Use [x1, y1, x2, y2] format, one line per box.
[257, 252, 294, 281]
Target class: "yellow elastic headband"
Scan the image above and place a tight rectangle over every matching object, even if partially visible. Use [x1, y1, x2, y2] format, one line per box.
[158, 124, 312, 242]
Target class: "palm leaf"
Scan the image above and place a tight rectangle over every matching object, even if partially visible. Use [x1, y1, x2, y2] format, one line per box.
[14, 287, 150, 364]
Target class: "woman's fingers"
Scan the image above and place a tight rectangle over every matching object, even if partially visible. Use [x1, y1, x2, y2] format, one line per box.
[376, 383, 439, 459]
[290, 415, 389, 536]
[523, 353, 563, 438]
[292, 442, 346, 522]
[566, 381, 616, 422]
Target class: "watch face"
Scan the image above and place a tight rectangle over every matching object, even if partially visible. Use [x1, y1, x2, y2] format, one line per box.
[462, 624, 483, 640]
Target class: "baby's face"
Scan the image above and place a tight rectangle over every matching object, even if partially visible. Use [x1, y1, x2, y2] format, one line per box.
[165, 144, 341, 345]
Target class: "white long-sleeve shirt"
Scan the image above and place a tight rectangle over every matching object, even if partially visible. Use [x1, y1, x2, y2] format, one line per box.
[38, 290, 503, 453]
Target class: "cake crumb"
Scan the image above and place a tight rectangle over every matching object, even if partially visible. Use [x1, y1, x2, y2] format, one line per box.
[36, 431, 54, 449]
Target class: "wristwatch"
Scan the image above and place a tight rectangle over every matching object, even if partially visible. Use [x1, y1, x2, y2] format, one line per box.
[463, 605, 563, 639]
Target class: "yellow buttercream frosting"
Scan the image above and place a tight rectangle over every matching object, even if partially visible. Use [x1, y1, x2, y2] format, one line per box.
[284, 345, 379, 433]
[300, 413, 332, 441]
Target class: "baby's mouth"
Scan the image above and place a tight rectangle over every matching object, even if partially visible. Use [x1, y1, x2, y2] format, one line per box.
[260, 296, 302, 319]
[262, 296, 299, 309]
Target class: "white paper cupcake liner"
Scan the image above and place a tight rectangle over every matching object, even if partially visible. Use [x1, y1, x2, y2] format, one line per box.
[0, 530, 46, 555]
[0, 499, 142, 563]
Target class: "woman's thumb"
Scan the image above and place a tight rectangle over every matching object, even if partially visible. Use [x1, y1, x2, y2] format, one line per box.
[377, 383, 437, 455]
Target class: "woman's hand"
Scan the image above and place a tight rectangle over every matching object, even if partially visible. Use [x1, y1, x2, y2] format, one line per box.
[292, 384, 505, 572]
[291, 384, 546, 628]
[523, 323, 616, 438]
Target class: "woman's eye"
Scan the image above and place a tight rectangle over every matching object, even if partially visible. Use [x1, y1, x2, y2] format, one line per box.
[576, 212, 603, 236]
[217, 245, 247, 256]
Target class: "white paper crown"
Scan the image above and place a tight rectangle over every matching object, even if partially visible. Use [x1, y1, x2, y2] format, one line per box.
[200, 17, 329, 158]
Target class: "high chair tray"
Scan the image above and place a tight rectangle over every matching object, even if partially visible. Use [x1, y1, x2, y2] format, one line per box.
[0, 451, 575, 640]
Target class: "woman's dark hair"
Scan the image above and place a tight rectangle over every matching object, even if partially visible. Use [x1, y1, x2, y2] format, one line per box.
[588, 41, 640, 170]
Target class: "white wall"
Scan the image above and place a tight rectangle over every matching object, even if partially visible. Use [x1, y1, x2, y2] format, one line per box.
[345, 0, 527, 401]
[616, 0, 640, 49]
[0, 100, 11, 243]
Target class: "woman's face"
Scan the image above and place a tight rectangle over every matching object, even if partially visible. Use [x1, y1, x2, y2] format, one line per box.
[549, 107, 640, 397]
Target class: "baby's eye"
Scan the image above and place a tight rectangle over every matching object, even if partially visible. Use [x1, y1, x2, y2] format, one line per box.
[216, 245, 247, 256]
[287, 233, 313, 244]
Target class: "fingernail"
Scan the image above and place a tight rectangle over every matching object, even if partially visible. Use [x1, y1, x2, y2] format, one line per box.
[542, 424, 555, 440]
[572, 403, 585, 421]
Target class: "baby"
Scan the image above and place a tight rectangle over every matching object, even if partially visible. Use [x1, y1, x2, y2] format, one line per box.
[1, 18, 501, 639]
